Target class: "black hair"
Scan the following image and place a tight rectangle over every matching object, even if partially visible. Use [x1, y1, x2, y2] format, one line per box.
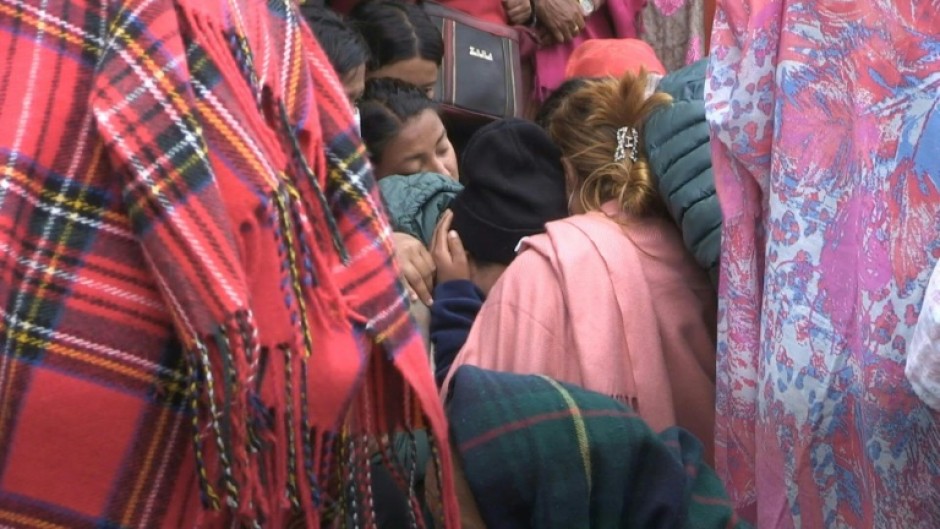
[535, 77, 594, 129]
[349, 0, 444, 72]
[301, 6, 370, 78]
[359, 77, 437, 164]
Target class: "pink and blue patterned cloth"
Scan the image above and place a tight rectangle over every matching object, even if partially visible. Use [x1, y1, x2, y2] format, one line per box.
[908, 260, 940, 411]
[706, 0, 940, 527]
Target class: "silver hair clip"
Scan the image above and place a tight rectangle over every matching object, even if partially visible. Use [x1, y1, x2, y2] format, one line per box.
[614, 126, 639, 163]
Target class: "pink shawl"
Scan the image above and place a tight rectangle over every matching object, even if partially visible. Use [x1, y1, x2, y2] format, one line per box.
[443, 203, 718, 462]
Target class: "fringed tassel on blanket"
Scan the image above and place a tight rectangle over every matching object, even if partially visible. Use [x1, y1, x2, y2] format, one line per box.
[182, 310, 272, 525]
[167, 2, 457, 525]
[184, 331, 453, 527]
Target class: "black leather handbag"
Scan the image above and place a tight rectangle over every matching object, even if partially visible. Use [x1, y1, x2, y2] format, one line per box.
[423, 2, 525, 121]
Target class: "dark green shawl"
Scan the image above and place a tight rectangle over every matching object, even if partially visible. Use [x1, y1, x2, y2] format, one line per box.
[447, 366, 749, 529]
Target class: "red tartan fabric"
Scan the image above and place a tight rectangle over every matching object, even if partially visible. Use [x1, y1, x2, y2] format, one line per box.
[0, 0, 456, 527]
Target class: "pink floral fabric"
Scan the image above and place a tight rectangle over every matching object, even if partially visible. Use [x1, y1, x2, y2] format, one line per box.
[706, 0, 940, 527]
[908, 259, 940, 412]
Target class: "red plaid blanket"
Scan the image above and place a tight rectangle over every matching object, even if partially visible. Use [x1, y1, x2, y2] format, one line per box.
[0, 0, 456, 527]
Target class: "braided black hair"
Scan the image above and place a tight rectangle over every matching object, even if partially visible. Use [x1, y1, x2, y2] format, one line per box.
[536, 77, 595, 130]
[301, 6, 370, 78]
[349, 0, 443, 72]
[358, 77, 437, 163]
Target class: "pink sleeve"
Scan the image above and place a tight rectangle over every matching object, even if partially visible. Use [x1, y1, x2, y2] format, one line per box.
[441, 249, 565, 396]
[907, 260, 940, 411]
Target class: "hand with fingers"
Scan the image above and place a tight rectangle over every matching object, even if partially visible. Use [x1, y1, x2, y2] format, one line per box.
[502, 0, 533, 25]
[533, 0, 585, 44]
[392, 232, 436, 306]
[430, 210, 471, 285]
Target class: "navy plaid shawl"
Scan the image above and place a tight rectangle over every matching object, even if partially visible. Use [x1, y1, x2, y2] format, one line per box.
[447, 366, 749, 529]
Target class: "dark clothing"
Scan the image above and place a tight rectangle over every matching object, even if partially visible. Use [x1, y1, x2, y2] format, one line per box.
[451, 119, 569, 265]
[446, 366, 751, 529]
[367, 432, 433, 529]
[430, 280, 485, 387]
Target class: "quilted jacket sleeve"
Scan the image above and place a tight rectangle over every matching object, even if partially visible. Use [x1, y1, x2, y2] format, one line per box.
[644, 59, 721, 285]
[378, 173, 463, 248]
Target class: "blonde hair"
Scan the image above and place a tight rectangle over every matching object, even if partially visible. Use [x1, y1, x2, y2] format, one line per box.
[547, 71, 671, 217]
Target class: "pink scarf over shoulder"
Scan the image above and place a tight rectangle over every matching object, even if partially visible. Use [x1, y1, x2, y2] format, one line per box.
[444, 203, 718, 461]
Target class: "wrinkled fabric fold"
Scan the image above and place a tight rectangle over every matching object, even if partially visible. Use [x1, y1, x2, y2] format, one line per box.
[707, 0, 940, 525]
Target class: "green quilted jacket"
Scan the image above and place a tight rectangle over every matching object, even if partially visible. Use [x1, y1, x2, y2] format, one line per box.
[378, 172, 463, 247]
[644, 59, 720, 285]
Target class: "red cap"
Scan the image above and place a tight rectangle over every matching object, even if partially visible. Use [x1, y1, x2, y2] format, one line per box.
[564, 39, 667, 79]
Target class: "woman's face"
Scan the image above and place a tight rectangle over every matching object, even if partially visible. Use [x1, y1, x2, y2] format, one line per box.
[369, 57, 439, 98]
[374, 109, 458, 179]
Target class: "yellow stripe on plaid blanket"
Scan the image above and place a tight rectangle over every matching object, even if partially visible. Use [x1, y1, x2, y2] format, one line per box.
[538, 375, 593, 492]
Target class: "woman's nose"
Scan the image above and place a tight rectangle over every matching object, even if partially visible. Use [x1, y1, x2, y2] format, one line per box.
[431, 156, 452, 178]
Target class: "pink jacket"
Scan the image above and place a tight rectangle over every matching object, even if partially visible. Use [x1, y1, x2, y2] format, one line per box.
[443, 203, 718, 462]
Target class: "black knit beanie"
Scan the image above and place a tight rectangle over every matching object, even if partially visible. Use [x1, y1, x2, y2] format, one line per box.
[451, 119, 568, 265]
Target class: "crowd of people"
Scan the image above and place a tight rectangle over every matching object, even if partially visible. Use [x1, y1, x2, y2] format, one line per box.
[0, 0, 937, 528]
